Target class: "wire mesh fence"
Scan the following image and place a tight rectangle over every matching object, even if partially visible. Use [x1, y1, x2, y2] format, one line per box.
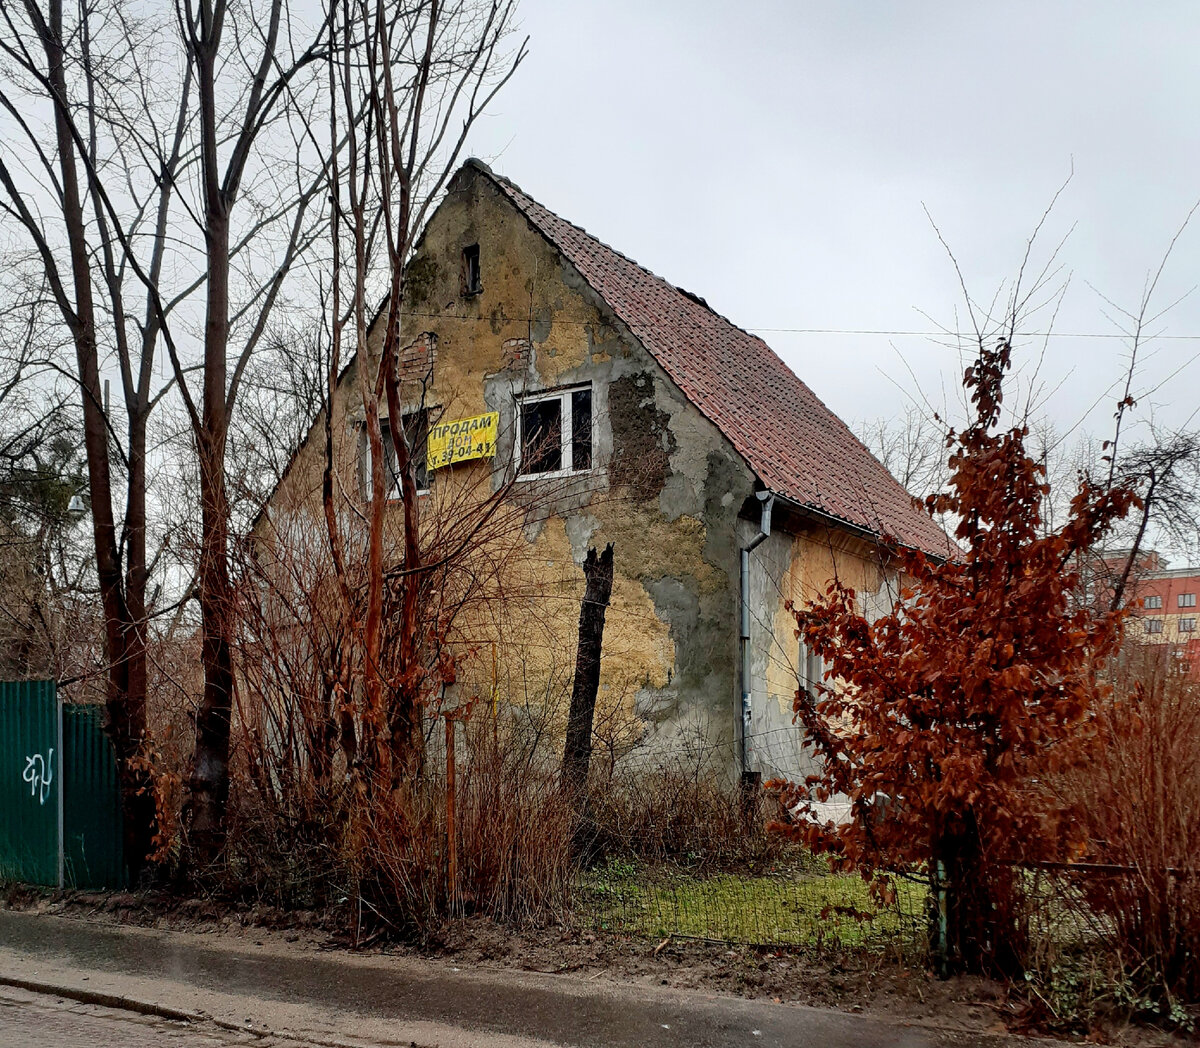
[570, 858, 930, 955]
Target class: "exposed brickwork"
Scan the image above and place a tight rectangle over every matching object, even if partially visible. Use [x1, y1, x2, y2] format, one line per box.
[399, 333, 437, 384]
[501, 338, 530, 370]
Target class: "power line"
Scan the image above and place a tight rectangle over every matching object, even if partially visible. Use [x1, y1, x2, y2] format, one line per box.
[746, 328, 1200, 340]
[392, 310, 1200, 341]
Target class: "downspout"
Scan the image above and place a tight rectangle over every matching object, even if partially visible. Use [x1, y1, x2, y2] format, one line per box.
[740, 490, 775, 779]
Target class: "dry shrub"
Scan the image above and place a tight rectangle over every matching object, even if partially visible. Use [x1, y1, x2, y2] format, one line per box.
[583, 731, 787, 871]
[224, 706, 573, 939]
[350, 716, 574, 938]
[1065, 642, 1200, 1000]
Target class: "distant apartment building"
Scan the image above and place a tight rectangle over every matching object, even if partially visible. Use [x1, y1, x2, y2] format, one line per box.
[1107, 549, 1200, 677]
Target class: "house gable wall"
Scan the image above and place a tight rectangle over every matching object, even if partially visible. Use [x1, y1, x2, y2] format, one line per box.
[265, 166, 759, 774]
[261, 165, 907, 785]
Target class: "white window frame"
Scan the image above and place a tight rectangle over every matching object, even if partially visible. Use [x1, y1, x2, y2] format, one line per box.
[516, 384, 594, 480]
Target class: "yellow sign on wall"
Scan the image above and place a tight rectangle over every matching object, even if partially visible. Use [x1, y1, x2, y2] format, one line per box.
[426, 411, 499, 471]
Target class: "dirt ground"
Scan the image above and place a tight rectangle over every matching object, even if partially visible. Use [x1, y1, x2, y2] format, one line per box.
[0, 884, 1187, 1047]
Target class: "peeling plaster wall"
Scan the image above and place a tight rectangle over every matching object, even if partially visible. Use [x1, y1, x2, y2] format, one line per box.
[263, 166, 757, 777]
[741, 517, 900, 784]
[262, 166, 904, 786]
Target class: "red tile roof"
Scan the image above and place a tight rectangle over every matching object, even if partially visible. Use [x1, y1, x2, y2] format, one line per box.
[475, 161, 952, 559]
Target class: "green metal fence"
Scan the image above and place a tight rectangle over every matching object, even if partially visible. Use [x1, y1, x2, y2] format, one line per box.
[63, 703, 126, 889]
[0, 681, 126, 889]
[0, 680, 61, 886]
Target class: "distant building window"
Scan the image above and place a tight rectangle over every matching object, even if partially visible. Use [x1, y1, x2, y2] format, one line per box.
[1180, 592, 1197, 608]
[1182, 618, 1196, 633]
[362, 411, 429, 497]
[1146, 619, 1164, 635]
[462, 244, 482, 296]
[518, 386, 592, 476]
[1144, 595, 1163, 610]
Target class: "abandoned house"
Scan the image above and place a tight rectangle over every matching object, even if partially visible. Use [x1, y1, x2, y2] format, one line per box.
[260, 159, 952, 785]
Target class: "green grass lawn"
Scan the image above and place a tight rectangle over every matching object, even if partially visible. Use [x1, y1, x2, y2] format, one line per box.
[577, 860, 929, 951]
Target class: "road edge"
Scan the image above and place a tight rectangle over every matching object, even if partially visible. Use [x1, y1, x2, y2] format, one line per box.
[0, 974, 382, 1048]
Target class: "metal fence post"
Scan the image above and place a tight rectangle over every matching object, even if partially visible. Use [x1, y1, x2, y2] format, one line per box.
[445, 713, 457, 914]
[934, 859, 949, 977]
[56, 691, 63, 889]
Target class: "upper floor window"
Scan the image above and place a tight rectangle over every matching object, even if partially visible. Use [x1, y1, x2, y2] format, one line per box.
[1144, 594, 1163, 610]
[362, 411, 428, 497]
[518, 386, 592, 477]
[1180, 592, 1197, 608]
[1181, 618, 1197, 633]
[1146, 618, 1164, 635]
[462, 244, 481, 296]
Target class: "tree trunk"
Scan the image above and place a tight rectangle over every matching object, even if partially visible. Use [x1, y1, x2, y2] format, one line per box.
[40, 0, 155, 878]
[383, 322, 425, 788]
[561, 544, 614, 805]
[934, 824, 1025, 977]
[183, 167, 236, 867]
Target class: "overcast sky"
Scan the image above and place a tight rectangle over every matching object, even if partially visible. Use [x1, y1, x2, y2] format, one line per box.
[465, 1, 1200, 447]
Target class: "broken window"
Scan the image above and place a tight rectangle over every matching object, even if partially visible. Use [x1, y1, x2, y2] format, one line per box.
[362, 411, 429, 497]
[462, 244, 481, 296]
[518, 386, 593, 477]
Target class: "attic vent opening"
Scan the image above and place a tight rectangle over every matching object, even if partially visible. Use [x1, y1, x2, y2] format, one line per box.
[462, 243, 481, 296]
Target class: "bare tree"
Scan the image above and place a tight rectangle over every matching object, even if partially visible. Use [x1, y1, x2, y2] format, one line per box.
[229, 323, 331, 521]
[857, 405, 948, 503]
[318, 0, 526, 790]
[0, 0, 333, 869]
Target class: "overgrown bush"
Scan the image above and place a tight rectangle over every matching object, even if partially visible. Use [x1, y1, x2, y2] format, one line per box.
[223, 709, 575, 939]
[1060, 643, 1200, 1003]
[583, 734, 790, 872]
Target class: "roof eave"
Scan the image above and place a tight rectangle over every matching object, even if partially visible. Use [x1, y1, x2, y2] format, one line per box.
[762, 488, 952, 564]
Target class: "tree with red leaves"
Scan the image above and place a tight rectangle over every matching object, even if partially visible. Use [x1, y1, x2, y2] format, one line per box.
[775, 336, 1139, 974]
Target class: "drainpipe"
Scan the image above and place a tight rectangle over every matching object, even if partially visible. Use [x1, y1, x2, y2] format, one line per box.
[740, 490, 775, 779]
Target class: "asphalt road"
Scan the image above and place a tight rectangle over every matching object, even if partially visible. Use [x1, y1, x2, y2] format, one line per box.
[0, 909, 1049, 1048]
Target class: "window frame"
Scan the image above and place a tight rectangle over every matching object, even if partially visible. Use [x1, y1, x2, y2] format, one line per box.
[1181, 617, 1197, 633]
[363, 411, 430, 500]
[1179, 592, 1197, 608]
[1144, 594, 1163, 610]
[1146, 618, 1164, 635]
[515, 384, 594, 480]
[799, 641, 824, 704]
[461, 244, 482, 297]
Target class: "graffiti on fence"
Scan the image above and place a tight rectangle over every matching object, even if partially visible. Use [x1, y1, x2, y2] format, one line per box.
[22, 748, 53, 805]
